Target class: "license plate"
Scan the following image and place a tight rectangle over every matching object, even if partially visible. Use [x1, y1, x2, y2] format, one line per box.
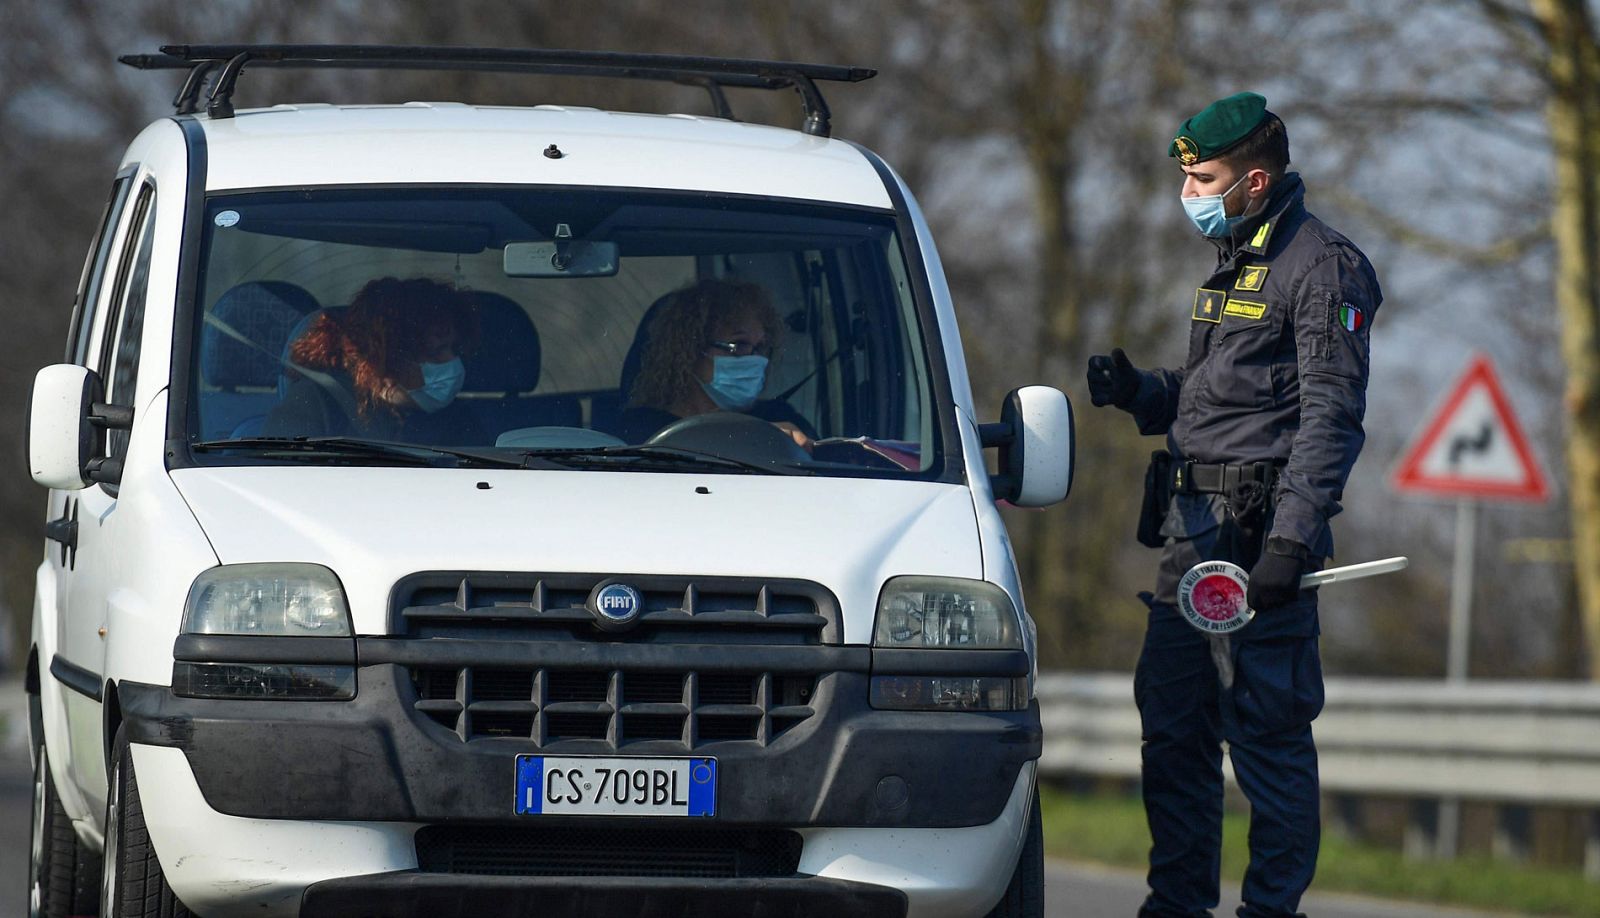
[514, 755, 716, 817]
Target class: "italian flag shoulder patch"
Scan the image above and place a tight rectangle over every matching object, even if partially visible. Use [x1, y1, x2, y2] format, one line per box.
[1339, 302, 1365, 332]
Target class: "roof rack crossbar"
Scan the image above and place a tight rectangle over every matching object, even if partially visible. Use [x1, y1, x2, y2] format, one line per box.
[119, 44, 875, 135]
[124, 53, 789, 89]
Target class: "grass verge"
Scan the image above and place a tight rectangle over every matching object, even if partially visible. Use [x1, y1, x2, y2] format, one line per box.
[1039, 786, 1600, 917]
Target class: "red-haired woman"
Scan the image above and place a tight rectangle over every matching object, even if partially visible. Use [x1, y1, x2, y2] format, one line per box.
[264, 277, 478, 440]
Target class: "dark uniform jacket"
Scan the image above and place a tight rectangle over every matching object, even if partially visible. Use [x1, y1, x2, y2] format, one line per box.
[1128, 173, 1381, 559]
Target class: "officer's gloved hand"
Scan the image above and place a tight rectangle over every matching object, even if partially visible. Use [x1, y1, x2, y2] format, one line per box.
[1247, 537, 1310, 611]
[1086, 348, 1141, 409]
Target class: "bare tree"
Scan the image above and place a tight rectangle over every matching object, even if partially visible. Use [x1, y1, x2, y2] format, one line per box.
[1528, 0, 1600, 680]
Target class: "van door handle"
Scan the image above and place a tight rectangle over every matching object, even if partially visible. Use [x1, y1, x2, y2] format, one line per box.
[46, 500, 78, 568]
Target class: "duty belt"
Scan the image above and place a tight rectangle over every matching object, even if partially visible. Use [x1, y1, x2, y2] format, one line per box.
[1169, 460, 1279, 496]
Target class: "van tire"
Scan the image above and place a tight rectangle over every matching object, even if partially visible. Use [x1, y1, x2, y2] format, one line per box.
[985, 785, 1044, 918]
[29, 741, 98, 918]
[101, 728, 191, 918]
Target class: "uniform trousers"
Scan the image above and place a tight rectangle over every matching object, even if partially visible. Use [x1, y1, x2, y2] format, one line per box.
[1135, 520, 1325, 918]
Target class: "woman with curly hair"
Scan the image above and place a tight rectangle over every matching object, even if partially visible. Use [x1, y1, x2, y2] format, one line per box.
[616, 277, 813, 447]
[264, 276, 478, 440]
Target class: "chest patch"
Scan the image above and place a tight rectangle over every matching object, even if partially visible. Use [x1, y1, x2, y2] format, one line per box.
[1223, 298, 1268, 320]
[1234, 265, 1269, 292]
[1193, 288, 1225, 323]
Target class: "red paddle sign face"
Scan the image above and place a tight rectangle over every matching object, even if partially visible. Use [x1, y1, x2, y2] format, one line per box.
[1177, 561, 1253, 633]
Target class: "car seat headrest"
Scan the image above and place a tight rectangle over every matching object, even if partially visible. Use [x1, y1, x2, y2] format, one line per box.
[619, 291, 678, 400]
[462, 292, 541, 393]
[202, 281, 321, 390]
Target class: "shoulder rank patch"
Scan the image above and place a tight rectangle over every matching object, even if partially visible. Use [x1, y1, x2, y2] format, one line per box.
[1234, 265, 1269, 292]
[1223, 298, 1268, 320]
[1193, 288, 1225, 323]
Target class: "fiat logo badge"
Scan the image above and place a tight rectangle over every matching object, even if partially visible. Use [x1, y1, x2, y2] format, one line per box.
[589, 582, 644, 632]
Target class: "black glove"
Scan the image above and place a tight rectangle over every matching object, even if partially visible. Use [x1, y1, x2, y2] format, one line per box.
[1086, 348, 1141, 409]
[1247, 537, 1310, 611]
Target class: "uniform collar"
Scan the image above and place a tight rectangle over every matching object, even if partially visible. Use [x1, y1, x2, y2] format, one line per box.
[1213, 172, 1305, 259]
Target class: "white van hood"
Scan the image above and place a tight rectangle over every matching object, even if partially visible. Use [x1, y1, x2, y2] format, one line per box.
[169, 467, 980, 642]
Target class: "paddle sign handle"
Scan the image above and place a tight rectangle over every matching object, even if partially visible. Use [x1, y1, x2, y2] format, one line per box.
[1298, 556, 1409, 589]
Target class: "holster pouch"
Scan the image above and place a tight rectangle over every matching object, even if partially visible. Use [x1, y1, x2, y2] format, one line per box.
[1137, 450, 1173, 548]
[1222, 479, 1270, 568]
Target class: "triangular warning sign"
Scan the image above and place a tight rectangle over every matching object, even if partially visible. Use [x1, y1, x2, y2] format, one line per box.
[1392, 354, 1549, 502]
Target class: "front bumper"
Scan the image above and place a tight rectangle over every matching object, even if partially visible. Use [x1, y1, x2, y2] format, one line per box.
[119, 657, 1038, 827]
[123, 635, 1039, 916]
[132, 742, 1037, 918]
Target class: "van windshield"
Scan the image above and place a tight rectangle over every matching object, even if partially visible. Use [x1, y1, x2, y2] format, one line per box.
[187, 188, 945, 478]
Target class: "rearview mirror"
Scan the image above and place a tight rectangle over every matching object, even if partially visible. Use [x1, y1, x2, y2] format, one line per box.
[28, 364, 135, 489]
[29, 364, 98, 490]
[980, 385, 1074, 507]
[504, 240, 619, 277]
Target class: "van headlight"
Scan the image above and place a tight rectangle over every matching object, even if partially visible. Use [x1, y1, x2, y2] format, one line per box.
[183, 563, 352, 636]
[870, 577, 1029, 711]
[872, 577, 1022, 649]
[176, 564, 356, 700]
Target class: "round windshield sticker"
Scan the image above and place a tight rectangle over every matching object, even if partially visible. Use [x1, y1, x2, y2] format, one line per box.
[1177, 561, 1254, 633]
[214, 210, 240, 228]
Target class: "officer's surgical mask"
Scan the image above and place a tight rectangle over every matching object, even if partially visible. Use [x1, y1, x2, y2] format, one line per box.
[1182, 172, 1253, 238]
[408, 357, 466, 413]
[699, 355, 768, 411]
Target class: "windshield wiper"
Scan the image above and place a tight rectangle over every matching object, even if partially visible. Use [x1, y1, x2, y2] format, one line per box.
[517, 444, 808, 476]
[191, 437, 532, 469]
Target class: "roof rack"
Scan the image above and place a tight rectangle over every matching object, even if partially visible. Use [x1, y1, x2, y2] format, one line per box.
[118, 44, 876, 136]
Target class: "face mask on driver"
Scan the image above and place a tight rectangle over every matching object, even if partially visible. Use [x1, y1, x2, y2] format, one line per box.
[699, 354, 768, 411]
[408, 357, 466, 413]
[1181, 171, 1255, 238]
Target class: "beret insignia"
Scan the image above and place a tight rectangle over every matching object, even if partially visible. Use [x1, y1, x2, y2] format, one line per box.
[1173, 136, 1200, 166]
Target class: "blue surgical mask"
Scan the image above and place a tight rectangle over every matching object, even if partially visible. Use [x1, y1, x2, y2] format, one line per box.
[408, 357, 466, 413]
[699, 354, 768, 411]
[1181, 172, 1254, 238]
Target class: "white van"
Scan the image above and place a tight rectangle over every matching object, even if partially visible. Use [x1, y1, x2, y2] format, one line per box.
[25, 46, 1073, 918]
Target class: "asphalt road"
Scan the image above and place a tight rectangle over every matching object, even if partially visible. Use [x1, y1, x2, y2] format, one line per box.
[1042, 860, 1512, 918]
[0, 679, 1509, 918]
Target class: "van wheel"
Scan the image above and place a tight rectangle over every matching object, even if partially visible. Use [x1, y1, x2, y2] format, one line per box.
[101, 728, 191, 918]
[985, 785, 1044, 918]
[29, 720, 98, 917]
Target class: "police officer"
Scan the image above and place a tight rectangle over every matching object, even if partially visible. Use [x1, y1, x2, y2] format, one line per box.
[1087, 93, 1381, 917]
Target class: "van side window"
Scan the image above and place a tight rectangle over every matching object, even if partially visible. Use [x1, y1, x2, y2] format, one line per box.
[100, 184, 157, 467]
[67, 176, 135, 365]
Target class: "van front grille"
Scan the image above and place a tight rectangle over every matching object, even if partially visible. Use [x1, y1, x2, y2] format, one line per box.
[390, 572, 841, 645]
[409, 666, 819, 747]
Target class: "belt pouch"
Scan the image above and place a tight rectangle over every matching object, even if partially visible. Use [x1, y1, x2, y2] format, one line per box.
[1222, 477, 1270, 566]
[1137, 450, 1173, 548]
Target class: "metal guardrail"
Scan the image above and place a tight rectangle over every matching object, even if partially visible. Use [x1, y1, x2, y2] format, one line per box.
[1038, 672, 1600, 804]
[1037, 672, 1600, 877]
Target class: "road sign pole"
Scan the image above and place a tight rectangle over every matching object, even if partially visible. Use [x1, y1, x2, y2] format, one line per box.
[1446, 499, 1476, 682]
[1434, 499, 1476, 859]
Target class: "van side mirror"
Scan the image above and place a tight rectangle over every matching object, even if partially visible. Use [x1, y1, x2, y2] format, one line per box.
[27, 364, 133, 489]
[979, 385, 1073, 507]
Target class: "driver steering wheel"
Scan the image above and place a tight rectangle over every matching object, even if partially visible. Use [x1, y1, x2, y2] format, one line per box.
[646, 411, 810, 467]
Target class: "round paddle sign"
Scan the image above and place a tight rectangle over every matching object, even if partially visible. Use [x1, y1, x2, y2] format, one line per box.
[1177, 561, 1254, 633]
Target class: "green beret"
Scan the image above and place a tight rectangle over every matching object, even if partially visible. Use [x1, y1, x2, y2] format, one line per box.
[1169, 92, 1269, 165]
